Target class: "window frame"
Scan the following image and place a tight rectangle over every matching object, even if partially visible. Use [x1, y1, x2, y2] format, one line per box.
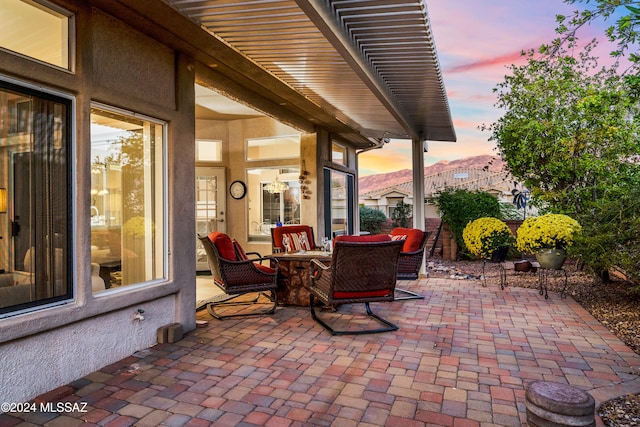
[323, 168, 354, 239]
[0, 0, 76, 72]
[90, 102, 168, 293]
[331, 142, 347, 166]
[246, 166, 301, 241]
[0, 75, 76, 319]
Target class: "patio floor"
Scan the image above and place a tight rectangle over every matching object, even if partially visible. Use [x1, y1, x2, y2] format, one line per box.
[2, 276, 640, 427]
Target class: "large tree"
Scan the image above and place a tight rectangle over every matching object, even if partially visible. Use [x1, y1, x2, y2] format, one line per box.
[549, 1, 640, 99]
[484, 40, 640, 214]
[485, 38, 640, 281]
[550, 0, 639, 66]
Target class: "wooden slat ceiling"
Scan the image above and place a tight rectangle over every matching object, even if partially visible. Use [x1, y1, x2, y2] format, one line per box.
[164, 0, 456, 143]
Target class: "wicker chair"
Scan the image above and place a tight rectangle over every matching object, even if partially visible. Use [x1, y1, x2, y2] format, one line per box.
[309, 238, 403, 335]
[391, 228, 432, 300]
[198, 232, 278, 319]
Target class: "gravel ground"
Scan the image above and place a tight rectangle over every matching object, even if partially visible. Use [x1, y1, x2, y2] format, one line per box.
[427, 258, 640, 427]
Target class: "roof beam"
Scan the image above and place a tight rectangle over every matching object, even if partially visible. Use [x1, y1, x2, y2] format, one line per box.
[294, 0, 419, 140]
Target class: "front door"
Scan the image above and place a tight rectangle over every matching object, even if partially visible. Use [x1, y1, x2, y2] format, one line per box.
[195, 167, 225, 271]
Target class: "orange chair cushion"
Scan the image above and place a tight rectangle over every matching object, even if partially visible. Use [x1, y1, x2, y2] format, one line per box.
[232, 239, 274, 273]
[391, 228, 424, 252]
[334, 289, 392, 298]
[208, 232, 237, 260]
[334, 234, 391, 243]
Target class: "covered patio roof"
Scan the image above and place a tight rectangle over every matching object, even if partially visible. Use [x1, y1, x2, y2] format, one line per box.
[163, 0, 456, 147]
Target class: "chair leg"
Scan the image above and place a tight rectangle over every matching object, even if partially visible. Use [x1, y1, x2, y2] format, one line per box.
[207, 291, 277, 320]
[309, 295, 398, 335]
[394, 287, 425, 300]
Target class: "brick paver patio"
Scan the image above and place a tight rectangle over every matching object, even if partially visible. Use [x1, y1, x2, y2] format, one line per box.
[2, 276, 639, 426]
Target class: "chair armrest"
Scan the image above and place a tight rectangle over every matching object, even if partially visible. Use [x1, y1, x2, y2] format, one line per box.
[223, 257, 277, 274]
[246, 251, 277, 266]
[400, 247, 425, 257]
[310, 258, 330, 280]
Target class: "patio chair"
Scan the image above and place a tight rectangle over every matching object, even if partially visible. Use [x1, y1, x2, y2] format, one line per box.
[309, 235, 403, 335]
[198, 232, 278, 319]
[391, 227, 432, 300]
[271, 225, 318, 253]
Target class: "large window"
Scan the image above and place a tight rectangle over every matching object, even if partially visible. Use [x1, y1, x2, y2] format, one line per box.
[0, 78, 72, 316]
[247, 168, 300, 239]
[196, 139, 221, 162]
[324, 168, 354, 238]
[90, 106, 165, 291]
[331, 143, 346, 165]
[0, 0, 73, 70]
[246, 135, 300, 161]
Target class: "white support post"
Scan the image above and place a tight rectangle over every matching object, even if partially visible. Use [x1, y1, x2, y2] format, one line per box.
[411, 138, 425, 230]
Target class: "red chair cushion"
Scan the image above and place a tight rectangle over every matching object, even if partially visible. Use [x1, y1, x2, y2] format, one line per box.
[254, 263, 275, 274]
[334, 289, 392, 298]
[334, 234, 391, 243]
[208, 232, 237, 260]
[391, 228, 424, 252]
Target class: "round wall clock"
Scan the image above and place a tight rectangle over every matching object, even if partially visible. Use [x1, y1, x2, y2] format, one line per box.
[229, 180, 247, 199]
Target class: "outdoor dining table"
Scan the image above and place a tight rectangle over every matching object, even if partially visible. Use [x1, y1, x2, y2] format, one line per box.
[270, 250, 332, 306]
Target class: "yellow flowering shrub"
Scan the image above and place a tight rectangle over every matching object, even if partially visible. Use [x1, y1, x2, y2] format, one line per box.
[516, 213, 581, 253]
[462, 217, 513, 259]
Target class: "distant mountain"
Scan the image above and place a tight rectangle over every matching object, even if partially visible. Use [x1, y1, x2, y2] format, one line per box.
[358, 154, 505, 195]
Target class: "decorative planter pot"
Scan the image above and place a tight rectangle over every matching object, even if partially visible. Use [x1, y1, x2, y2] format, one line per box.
[490, 246, 509, 263]
[535, 248, 567, 270]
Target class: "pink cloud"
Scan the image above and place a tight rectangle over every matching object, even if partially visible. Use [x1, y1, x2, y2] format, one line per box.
[445, 51, 528, 74]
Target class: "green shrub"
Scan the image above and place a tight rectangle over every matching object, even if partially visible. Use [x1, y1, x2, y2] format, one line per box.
[359, 206, 387, 234]
[435, 189, 502, 258]
[391, 200, 412, 228]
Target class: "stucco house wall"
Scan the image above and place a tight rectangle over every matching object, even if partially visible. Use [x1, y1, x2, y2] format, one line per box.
[0, 1, 195, 403]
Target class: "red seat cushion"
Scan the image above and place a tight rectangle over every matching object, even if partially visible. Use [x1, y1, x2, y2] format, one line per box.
[334, 234, 391, 243]
[334, 289, 392, 298]
[208, 232, 237, 260]
[391, 228, 424, 252]
[254, 263, 275, 274]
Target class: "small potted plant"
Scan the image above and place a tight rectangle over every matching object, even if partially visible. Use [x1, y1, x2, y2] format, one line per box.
[515, 213, 582, 269]
[463, 217, 514, 262]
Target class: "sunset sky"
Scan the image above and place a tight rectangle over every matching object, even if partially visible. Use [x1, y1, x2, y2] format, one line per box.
[358, 0, 619, 176]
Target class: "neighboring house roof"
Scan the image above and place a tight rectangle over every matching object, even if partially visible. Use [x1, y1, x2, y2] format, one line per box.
[162, 0, 456, 147]
[361, 168, 517, 201]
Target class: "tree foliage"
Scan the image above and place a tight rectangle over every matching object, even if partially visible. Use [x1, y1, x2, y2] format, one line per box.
[391, 200, 412, 228]
[549, 0, 640, 66]
[484, 40, 640, 215]
[549, 1, 640, 110]
[359, 206, 387, 234]
[486, 35, 640, 281]
[435, 189, 502, 259]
